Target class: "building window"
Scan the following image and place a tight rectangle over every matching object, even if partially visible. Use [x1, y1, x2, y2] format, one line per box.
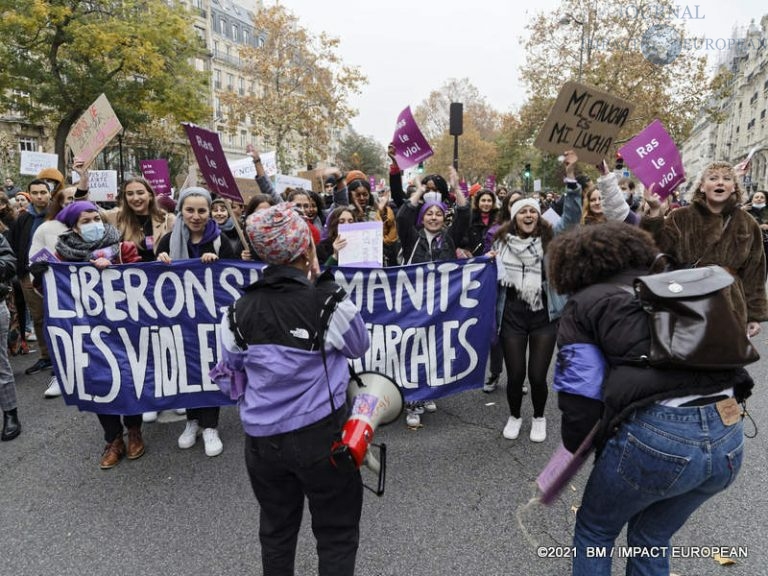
[227, 73, 234, 91]
[18, 136, 38, 152]
[232, 24, 239, 41]
[214, 69, 222, 89]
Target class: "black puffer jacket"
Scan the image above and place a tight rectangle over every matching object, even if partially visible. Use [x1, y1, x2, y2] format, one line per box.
[554, 269, 754, 453]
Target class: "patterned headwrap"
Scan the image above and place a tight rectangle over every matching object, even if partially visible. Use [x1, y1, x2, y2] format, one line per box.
[246, 202, 311, 265]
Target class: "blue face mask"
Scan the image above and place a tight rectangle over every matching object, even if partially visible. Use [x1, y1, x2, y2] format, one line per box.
[79, 221, 105, 242]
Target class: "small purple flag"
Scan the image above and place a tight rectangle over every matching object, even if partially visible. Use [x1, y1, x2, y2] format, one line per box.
[139, 159, 171, 196]
[391, 107, 433, 170]
[182, 123, 243, 203]
[618, 119, 685, 200]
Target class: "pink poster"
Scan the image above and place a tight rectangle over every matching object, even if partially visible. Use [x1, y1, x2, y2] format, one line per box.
[618, 119, 685, 200]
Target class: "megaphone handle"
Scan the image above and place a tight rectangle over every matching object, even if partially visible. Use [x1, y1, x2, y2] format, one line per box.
[375, 443, 386, 497]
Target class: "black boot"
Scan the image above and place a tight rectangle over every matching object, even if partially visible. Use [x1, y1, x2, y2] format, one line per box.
[2, 409, 21, 441]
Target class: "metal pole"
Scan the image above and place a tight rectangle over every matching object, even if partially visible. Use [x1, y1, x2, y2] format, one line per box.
[118, 132, 125, 187]
[453, 135, 459, 170]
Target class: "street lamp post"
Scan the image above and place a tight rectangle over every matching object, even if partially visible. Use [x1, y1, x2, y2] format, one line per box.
[559, 13, 585, 82]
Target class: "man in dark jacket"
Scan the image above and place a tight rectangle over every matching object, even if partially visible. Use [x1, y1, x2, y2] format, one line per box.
[9, 179, 52, 375]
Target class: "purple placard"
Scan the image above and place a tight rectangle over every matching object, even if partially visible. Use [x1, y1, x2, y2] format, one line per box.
[485, 175, 496, 190]
[139, 159, 171, 195]
[391, 106, 433, 170]
[369, 176, 376, 191]
[182, 123, 243, 202]
[618, 119, 685, 200]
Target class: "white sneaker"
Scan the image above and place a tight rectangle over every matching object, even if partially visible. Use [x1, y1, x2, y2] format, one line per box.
[202, 428, 223, 457]
[178, 420, 201, 449]
[483, 374, 499, 393]
[423, 400, 437, 413]
[43, 376, 62, 398]
[502, 416, 523, 440]
[530, 417, 547, 442]
[142, 411, 158, 423]
[406, 411, 421, 427]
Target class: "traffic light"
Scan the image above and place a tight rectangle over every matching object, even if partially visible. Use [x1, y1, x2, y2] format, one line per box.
[524, 163, 531, 179]
[417, 162, 424, 174]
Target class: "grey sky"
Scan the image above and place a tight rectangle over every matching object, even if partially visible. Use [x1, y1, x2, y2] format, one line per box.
[273, 0, 765, 146]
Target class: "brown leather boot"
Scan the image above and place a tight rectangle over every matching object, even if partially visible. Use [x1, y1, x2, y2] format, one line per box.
[126, 427, 145, 460]
[100, 436, 126, 469]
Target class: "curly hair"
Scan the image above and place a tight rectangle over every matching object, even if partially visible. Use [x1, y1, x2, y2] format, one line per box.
[689, 161, 744, 206]
[547, 221, 657, 294]
[244, 194, 275, 218]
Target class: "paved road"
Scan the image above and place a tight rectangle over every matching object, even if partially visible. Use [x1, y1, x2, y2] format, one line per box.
[2, 337, 767, 576]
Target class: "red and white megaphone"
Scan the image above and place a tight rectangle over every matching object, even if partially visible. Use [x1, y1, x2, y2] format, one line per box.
[331, 371, 403, 495]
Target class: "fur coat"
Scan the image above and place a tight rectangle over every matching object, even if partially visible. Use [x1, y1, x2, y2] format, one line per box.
[642, 194, 767, 327]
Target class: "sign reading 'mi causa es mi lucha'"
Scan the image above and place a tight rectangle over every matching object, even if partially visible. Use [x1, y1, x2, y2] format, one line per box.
[534, 82, 634, 164]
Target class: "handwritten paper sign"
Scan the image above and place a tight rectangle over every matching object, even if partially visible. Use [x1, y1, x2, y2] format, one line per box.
[71, 170, 119, 202]
[618, 119, 684, 200]
[391, 106, 433, 169]
[20, 151, 59, 176]
[139, 159, 171, 195]
[66, 94, 123, 167]
[183, 123, 243, 203]
[534, 82, 634, 164]
[229, 151, 277, 180]
[274, 174, 312, 197]
[337, 221, 384, 267]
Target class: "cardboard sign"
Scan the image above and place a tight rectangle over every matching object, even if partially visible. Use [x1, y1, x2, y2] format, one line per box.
[618, 119, 684, 200]
[66, 94, 123, 167]
[182, 123, 242, 203]
[391, 106, 433, 169]
[534, 82, 634, 164]
[71, 170, 119, 202]
[20, 151, 59, 176]
[234, 177, 262, 204]
[139, 159, 171, 195]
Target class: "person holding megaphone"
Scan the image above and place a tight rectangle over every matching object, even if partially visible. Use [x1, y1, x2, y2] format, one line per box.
[210, 202, 370, 576]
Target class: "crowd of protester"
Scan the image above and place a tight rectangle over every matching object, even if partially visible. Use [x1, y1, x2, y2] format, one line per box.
[2, 142, 765, 575]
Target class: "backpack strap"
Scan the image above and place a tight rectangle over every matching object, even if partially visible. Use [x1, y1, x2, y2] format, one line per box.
[227, 304, 247, 349]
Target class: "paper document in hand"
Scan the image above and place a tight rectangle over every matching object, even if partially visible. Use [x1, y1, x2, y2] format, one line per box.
[536, 424, 598, 505]
[338, 221, 383, 268]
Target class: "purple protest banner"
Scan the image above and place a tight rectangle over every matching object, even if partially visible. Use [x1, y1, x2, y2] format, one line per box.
[391, 106, 433, 170]
[618, 119, 685, 200]
[484, 175, 496, 190]
[139, 159, 171, 195]
[182, 123, 243, 202]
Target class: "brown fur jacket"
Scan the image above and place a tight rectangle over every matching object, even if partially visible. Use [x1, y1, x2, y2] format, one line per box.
[642, 195, 767, 326]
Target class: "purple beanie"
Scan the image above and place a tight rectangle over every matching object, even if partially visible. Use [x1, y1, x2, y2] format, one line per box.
[56, 201, 100, 228]
[416, 200, 447, 227]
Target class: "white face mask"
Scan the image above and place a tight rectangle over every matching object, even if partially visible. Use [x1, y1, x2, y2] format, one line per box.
[753, 203, 766, 210]
[80, 221, 105, 242]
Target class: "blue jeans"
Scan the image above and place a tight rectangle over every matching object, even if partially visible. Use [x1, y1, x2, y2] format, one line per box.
[573, 400, 745, 576]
